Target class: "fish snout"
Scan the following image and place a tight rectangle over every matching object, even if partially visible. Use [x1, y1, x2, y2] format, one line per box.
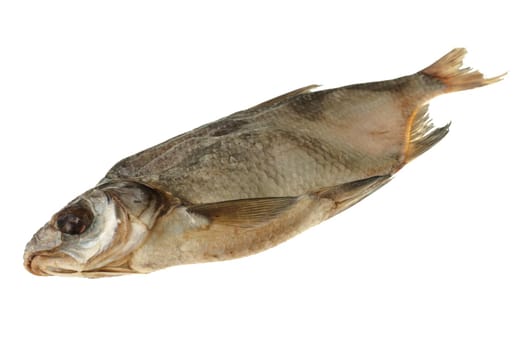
[23, 224, 62, 276]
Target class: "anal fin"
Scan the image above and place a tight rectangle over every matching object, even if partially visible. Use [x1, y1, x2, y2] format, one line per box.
[405, 104, 450, 162]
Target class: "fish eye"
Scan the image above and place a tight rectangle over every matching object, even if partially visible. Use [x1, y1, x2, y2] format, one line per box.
[56, 206, 93, 235]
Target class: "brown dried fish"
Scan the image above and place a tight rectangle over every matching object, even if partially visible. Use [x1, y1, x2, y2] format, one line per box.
[24, 48, 503, 277]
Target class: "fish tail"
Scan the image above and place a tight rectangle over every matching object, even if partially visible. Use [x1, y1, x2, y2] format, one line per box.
[421, 48, 505, 92]
[401, 49, 504, 163]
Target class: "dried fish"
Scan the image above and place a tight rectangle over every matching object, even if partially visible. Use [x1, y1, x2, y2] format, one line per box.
[24, 48, 503, 277]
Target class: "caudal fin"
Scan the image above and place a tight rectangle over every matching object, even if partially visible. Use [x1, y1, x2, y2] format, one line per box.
[421, 48, 505, 92]
[402, 49, 503, 165]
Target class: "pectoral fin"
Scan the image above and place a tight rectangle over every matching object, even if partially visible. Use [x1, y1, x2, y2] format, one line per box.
[188, 197, 297, 228]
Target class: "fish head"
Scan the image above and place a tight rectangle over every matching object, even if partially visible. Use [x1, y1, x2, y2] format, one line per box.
[24, 181, 170, 277]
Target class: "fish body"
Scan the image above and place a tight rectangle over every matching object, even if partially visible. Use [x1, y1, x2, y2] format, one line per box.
[24, 48, 503, 277]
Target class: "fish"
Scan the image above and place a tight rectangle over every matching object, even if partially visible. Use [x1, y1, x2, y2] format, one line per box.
[23, 48, 504, 277]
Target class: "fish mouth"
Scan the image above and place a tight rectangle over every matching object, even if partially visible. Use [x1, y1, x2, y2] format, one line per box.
[24, 251, 136, 277]
[24, 253, 52, 276]
[24, 252, 78, 276]
[23, 252, 44, 276]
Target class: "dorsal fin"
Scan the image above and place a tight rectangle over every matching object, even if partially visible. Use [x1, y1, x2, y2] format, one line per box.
[250, 84, 320, 110]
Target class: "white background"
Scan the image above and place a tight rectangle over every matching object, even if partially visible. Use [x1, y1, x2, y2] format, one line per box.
[1, 1, 523, 349]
